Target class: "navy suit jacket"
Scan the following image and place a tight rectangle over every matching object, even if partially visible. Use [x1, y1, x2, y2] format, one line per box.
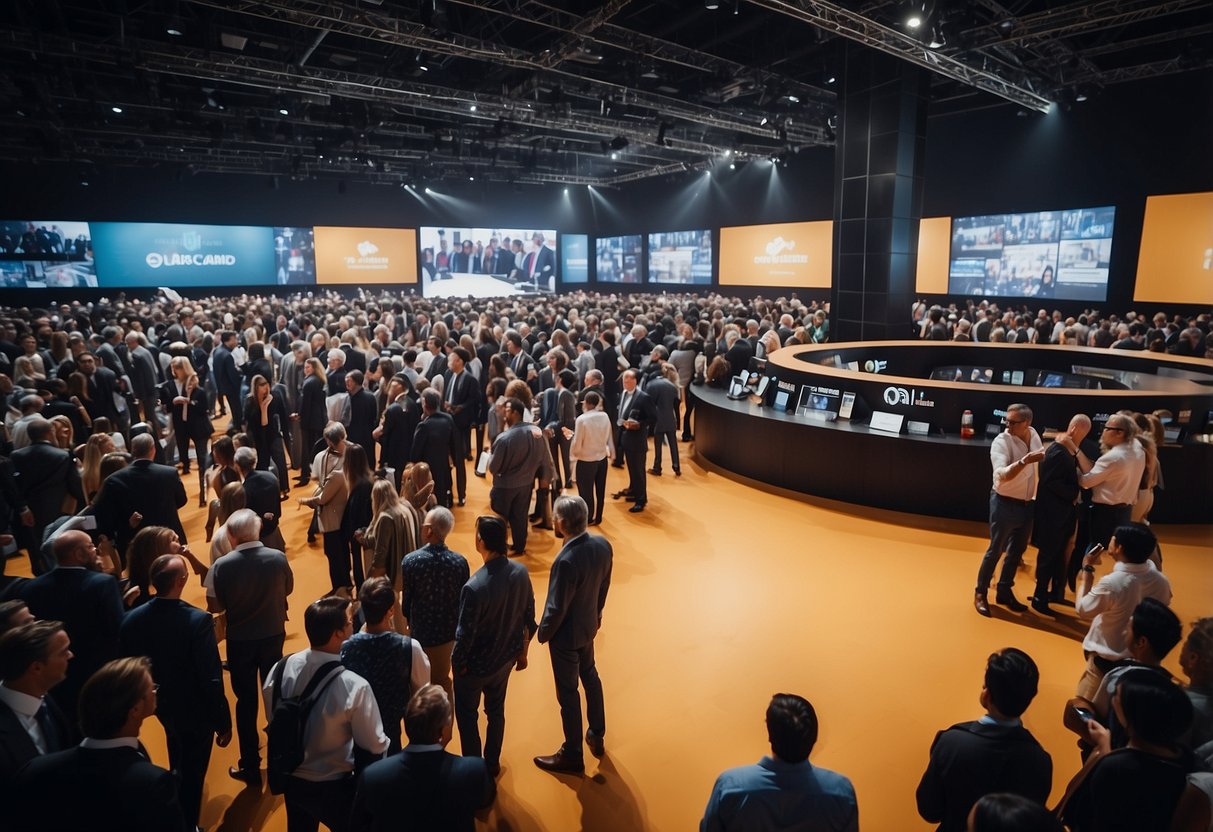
[348, 387, 380, 466]
[12, 744, 187, 831]
[617, 388, 656, 450]
[10, 441, 85, 526]
[379, 399, 419, 471]
[0, 695, 74, 781]
[212, 345, 241, 396]
[442, 370, 478, 430]
[95, 458, 188, 549]
[242, 470, 283, 538]
[538, 532, 612, 649]
[350, 746, 495, 832]
[120, 597, 231, 735]
[645, 377, 680, 434]
[17, 568, 124, 718]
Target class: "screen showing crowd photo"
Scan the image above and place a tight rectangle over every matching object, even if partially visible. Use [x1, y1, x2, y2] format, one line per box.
[596, 235, 643, 283]
[91, 222, 278, 287]
[647, 229, 712, 285]
[948, 206, 1115, 301]
[0, 220, 97, 287]
[419, 227, 557, 297]
[560, 234, 589, 284]
[273, 227, 317, 285]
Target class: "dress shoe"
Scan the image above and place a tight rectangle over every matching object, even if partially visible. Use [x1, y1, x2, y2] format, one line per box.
[995, 590, 1029, 613]
[533, 522, 554, 531]
[529, 512, 542, 522]
[294, 477, 310, 487]
[974, 592, 991, 617]
[486, 760, 501, 778]
[673, 468, 682, 477]
[589, 518, 602, 526]
[181, 467, 191, 476]
[647, 468, 662, 476]
[533, 751, 585, 774]
[457, 498, 465, 507]
[228, 766, 260, 785]
[1029, 597, 1056, 617]
[555, 528, 564, 538]
[680, 434, 693, 442]
[586, 730, 605, 758]
[610, 461, 624, 469]
[629, 503, 646, 513]
[509, 547, 527, 557]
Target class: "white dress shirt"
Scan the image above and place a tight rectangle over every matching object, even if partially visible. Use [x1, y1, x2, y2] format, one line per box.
[79, 736, 140, 750]
[262, 648, 389, 782]
[1077, 560, 1173, 660]
[0, 683, 48, 753]
[1081, 440, 1146, 506]
[989, 428, 1042, 500]
[569, 410, 614, 463]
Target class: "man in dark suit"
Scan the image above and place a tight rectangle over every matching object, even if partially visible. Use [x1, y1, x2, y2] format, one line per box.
[594, 331, 622, 426]
[0, 620, 76, 780]
[74, 350, 121, 428]
[351, 684, 495, 831]
[442, 348, 478, 506]
[645, 366, 681, 477]
[94, 433, 188, 553]
[540, 369, 578, 491]
[615, 370, 657, 513]
[11, 419, 86, 575]
[236, 446, 286, 551]
[124, 332, 160, 426]
[11, 656, 188, 831]
[533, 496, 612, 774]
[121, 554, 231, 829]
[423, 337, 449, 383]
[376, 376, 418, 490]
[346, 370, 379, 468]
[16, 530, 124, 723]
[916, 648, 1052, 832]
[521, 233, 556, 289]
[411, 389, 459, 508]
[1030, 414, 1091, 615]
[503, 331, 536, 383]
[213, 331, 244, 431]
[95, 326, 130, 379]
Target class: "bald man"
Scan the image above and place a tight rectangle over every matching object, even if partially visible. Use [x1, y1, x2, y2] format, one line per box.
[1030, 414, 1091, 616]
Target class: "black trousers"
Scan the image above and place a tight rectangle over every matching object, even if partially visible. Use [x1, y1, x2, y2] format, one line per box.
[300, 428, 322, 479]
[548, 435, 573, 488]
[452, 427, 469, 501]
[576, 459, 608, 523]
[453, 661, 514, 768]
[162, 720, 214, 827]
[1088, 502, 1132, 550]
[226, 633, 284, 771]
[622, 438, 648, 504]
[222, 390, 244, 431]
[549, 640, 605, 759]
[651, 430, 680, 472]
[491, 485, 531, 552]
[283, 774, 355, 832]
[682, 389, 696, 437]
[1034, 503, 1076, 600]
[323, 530, 352, 592]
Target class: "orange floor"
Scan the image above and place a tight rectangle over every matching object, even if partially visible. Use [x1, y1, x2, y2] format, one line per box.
[17, 436, 1212, 830]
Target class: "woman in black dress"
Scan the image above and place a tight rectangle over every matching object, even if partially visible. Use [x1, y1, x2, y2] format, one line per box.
[241, 341, 274, 388]
[296, 357, 328, 486]
[340, 442, 374, 591]
[161, 356, 213, 505]
[243, 374, 291, 496]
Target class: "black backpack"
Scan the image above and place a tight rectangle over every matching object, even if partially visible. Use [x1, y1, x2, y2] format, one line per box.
[265, 657, 344, 795]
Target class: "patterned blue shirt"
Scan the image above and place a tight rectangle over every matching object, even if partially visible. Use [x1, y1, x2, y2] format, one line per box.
[400, 542, 470, 647]
[701, 756, 858, 832]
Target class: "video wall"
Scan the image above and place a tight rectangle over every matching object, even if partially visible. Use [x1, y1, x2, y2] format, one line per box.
[596, 235, 643, 284]
[314, 226, 416, 285]
[948, 206, 1116, 301]
[560, 234, 589, 284]
[0, 220, 97, 288]
[647, 229, 712, 285]
[719, 221, 833, 288]
[418, 226, 556, 298]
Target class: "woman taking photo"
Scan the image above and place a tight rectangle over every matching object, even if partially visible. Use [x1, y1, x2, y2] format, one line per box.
[243, 373, 291, 497]
[162, 355, 213, 505]
[295, 356, 328, 486]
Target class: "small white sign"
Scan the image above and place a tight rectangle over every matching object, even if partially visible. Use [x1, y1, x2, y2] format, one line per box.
[869, 411, 905, 434]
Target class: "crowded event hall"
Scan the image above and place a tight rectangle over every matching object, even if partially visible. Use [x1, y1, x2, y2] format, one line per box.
[1, 1, 1212, 830]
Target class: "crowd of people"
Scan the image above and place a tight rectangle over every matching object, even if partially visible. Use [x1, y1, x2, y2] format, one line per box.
[0, 286, 1209, 831]
[914, 299, 1213, 358]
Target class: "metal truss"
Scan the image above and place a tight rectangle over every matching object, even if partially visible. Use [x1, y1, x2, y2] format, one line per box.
[744, 0, 1054, 111]
[538, 0, 633, 68]
[963, 0, 1210, 50]
[182, 0, 816, 142]
[441, 0, 834, 105]
[1067, 55, 1213, 86]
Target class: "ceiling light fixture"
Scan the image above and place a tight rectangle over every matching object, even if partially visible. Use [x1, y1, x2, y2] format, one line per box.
[278, 107, 289, 115]
[166, 27, 184, 37]
[704, 0, 720, 8]
[469, 104, 477, 112]
[111, 106, 123, 114]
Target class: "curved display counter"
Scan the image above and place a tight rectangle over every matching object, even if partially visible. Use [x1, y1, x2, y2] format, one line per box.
[692, 342, 1213, 523]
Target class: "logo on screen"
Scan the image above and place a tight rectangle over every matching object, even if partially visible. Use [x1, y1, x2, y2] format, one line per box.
[145, 253, 164, 269]
[765, 237, 794, 257]
[182, 230, 202, 252]
[884, 386, 911, 406]
[755, 236, 808, 265]
[357, 240, 379, 257]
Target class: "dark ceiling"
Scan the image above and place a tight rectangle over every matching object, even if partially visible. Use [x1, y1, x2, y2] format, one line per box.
[0, 0, 1208, 187]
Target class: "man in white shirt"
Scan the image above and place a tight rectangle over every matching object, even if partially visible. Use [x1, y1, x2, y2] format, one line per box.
[263, 595, 389, 832]
[1074, 523, 1172, 700]
[975, 403, 1045, 617]
[1068, 414, 1146, 551]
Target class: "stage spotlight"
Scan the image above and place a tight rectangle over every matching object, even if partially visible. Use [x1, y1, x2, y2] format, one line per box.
[111, 106, 123, 114]
[927, 25, 945, 48]
[608, 135, 628, 151]
[704, 0, 720, 8]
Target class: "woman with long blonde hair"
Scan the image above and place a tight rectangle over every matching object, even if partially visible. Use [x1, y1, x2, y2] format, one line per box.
[357, 477, 421, 629]
[82, 432, 116, 503]
[164, 355, 213, 505]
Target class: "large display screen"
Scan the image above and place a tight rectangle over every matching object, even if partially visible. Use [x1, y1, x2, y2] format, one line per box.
[1135, 192, 1213, 304]
[596, 235, 642, 284]
[91, 222, 278, 287]
[719, 221, 833, 288]
[274, 227, 316, 285]
[560, 234, 589, 284]
[314, 226, 417, 285]
[948, 206, 1115, 301]
[0, 220, 97, 287]
[419, 226, 556, 297]
[647, 229, 712, 285]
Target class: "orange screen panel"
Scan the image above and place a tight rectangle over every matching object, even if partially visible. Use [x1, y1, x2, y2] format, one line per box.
[719, 221, 833, 288]
[1134, 192, 1213, 305]
[314, 226, 418, 284]
[915, 216, 951, 294]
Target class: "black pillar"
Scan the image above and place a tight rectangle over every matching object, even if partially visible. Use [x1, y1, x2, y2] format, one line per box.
[831, 44, 929, 341]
